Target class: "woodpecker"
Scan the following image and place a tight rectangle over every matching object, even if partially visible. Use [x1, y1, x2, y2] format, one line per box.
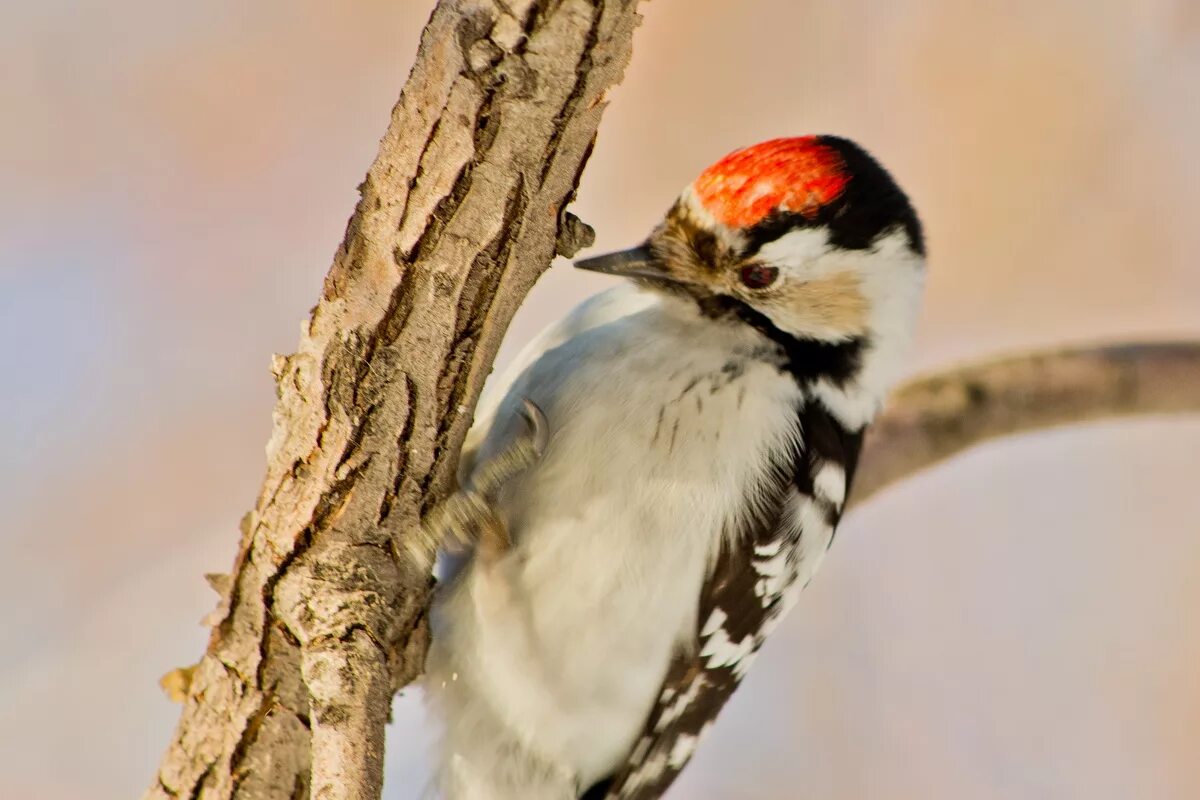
[423, 136, 926, 799]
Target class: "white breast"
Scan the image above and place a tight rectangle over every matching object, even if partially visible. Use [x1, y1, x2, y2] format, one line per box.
[429, 286, 803, 789]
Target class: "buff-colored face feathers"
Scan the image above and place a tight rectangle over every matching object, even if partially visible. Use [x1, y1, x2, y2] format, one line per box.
[758, 270, 869, 338]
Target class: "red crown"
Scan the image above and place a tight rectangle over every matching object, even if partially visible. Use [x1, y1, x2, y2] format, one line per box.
[691, 137, 849, 229]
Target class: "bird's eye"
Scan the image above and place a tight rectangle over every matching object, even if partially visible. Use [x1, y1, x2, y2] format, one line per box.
[739, 264, 779, 289]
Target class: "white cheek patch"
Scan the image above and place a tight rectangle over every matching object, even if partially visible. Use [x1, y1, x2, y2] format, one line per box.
[747, 227, 876, 341]
[811, 228, 925, 429]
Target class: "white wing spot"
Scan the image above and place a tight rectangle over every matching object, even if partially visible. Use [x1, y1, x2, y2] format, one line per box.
[621, 751, 668, 796]
[731, 649, 757, 679]
[700, 607, 727, 638]
[752, 487, 841, 637]
[753, 549, 787, 577]
[752, 546, 789, 600]
[699, 617, 755, 673]
[813, 462, 846, 507]
[792, 492, 834, 588]
[812, 377, 879, 431]
[668, 734, 699, 768]
[754, 538, 783, 557]
[777, 578, 803, 618]
[655, 676, 706, 732]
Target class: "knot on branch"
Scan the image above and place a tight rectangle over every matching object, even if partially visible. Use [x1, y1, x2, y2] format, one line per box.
[555, 211, 595, 258]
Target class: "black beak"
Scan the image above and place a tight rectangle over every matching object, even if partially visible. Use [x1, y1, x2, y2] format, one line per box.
[573, 245, 672, 282]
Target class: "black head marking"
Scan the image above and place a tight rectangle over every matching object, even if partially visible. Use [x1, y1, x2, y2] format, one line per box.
[696, 294, 865, 386]
[743, 136, 925, 258]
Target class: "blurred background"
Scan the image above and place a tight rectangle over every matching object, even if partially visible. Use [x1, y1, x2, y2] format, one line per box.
[2, 0, 1199, 797]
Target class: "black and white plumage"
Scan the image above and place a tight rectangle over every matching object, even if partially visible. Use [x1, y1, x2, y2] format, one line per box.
[599, 397, 863, 800]
[424, 136, 926, 799]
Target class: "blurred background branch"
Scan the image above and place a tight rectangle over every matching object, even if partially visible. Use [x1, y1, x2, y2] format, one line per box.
[855, 342, 1200, 507]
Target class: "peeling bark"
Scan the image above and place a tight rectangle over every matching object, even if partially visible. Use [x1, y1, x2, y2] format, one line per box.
[147, 2, 643, 798]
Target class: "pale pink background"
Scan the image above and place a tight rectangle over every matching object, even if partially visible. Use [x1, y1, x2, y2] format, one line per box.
[2, 1, 1199, 798]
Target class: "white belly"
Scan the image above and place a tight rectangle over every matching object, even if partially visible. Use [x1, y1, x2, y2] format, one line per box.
[428, 290, 803, 789]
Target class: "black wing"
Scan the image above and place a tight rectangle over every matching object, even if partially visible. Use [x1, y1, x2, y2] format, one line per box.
[597, 403, 863, 800]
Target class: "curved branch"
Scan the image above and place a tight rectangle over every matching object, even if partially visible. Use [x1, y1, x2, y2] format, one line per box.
[852, 341, 1200, 508]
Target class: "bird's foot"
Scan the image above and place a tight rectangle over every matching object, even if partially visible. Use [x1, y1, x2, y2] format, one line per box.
[406, 398, 548, 567]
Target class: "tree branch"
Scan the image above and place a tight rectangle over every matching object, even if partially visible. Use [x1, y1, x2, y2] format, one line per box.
[147, 2, 643, 798]
[853, 341, 1200, 508]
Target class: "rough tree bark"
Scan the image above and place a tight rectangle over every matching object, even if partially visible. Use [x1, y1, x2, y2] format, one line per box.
[146, 1, 1200, 798]
[149, 1, 643, 798]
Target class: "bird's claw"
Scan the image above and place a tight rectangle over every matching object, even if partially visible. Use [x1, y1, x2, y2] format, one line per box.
[407, 397, 549, 567]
